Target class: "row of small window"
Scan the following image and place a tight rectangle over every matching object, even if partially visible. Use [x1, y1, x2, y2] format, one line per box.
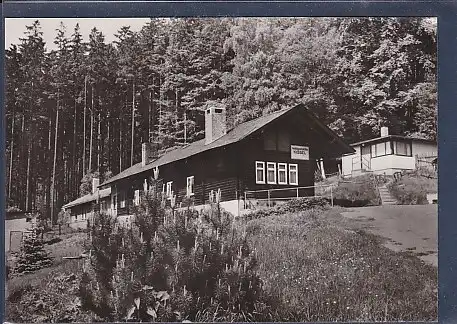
[113, 176, 196, 209]
[255, 161, 298, 185]
[164, 176, 195, 199]
[370, 141, 412, 158]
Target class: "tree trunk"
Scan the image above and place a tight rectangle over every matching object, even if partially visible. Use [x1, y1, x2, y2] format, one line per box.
[107, 117, 111, 173]
[20, 114, 25, 210]
[131, 81, 135, 166]
[83, 76, 87, 176]
[97, 111, 101, 172]
[89, 84, 94, 173]
[51, 91, 60, 224]
[119, 115, 123, 172]
[184, 111, 187, 144]
[158, 77, 162, 138]
[149, 87, 152, 142]
[46, 114, 52, 218]
[72, 97, 77, 200]
[8, 106, 15, 204]
[25, 132, 32, 211]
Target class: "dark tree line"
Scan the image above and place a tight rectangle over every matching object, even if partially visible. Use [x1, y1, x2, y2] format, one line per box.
[5, 17, 436, 222]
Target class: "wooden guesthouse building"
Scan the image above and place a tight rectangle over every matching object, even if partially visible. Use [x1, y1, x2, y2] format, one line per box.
[62, 178, 111, 229]
[99, 103, 353, 217]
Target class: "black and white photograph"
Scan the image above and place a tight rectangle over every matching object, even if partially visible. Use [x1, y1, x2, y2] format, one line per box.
[4, 16, 437, 322]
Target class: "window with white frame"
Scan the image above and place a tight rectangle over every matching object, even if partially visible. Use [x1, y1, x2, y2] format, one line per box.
[186, 176, 195, 197]
[289, 164, 298, 185]
[119, 191, 126, 208]
[395, 141, 412, 156]
[112, 193, 118, 212]
[134, 189, 140, 206]
[267, 162, 276, 184]
[166, 181, 173, 198]
[255, 161, 265, 184]
[278, 163, 288, 184]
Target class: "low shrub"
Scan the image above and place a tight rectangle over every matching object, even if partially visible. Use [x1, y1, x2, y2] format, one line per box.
[332, 175, 380, 207]
[6, 206, 22, 213]
[44, 237, 63, 245]
[388, 174, 436, 205]
[6, 258, 93, 323]
[243, 197, 329, 221]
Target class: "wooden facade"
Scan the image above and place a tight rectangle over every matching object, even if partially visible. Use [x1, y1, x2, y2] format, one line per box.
[106, 105, 353, 216]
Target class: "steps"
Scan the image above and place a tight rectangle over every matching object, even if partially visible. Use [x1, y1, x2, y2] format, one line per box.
[378, 184, 397, 205]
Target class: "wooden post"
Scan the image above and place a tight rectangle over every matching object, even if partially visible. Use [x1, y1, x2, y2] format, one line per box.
[267, 190, 271, 207]
[330, 186, 334, 207]
[320, 159, 326, 179]
[296, 187, 299, 198]
[244, 191, 247, 209]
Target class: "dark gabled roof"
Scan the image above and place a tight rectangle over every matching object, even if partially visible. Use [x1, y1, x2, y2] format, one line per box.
[350, 135, 437, 147]
[101, 104, 354, 187]
[62, 188, 111, 209]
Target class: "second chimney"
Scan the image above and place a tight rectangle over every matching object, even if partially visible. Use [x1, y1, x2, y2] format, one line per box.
[205, 105, 227, 145]
[92, 178, 100, 194]
[142, 142, 159, 167]
[380, 126, 389, 137]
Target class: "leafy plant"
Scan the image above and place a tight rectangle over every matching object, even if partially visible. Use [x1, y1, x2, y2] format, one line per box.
[332, 175, 380, 207]
[387, 173, 436, 205]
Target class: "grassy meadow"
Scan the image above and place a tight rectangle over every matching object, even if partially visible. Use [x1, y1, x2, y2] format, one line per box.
[242, 207, 437, 321]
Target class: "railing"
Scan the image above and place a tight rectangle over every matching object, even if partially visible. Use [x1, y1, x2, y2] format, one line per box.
[244, 184, 336, 210]
[415, 153, 437, 172]
[352, 155, 371, 172]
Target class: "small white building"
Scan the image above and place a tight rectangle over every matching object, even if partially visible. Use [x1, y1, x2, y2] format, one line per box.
[5, 211, 33, 252]
[341, 127, 437, 177]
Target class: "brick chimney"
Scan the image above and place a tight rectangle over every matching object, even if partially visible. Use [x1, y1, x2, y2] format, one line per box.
[142, 142, 159, 167]
[380, 126, 389, 137]
[205, 105, 227, 145]
[92, 178, 99, 194]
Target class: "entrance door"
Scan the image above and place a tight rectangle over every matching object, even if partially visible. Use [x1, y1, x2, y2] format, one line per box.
[361, 145, 371, 170]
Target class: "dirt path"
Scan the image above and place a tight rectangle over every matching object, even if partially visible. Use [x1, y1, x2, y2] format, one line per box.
[340, 205, 437, 267]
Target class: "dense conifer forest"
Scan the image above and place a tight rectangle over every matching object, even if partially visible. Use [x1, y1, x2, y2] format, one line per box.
[5, 17, 436, 222]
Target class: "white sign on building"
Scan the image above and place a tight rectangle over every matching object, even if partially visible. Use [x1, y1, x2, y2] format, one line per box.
[291, 145, 309, 160]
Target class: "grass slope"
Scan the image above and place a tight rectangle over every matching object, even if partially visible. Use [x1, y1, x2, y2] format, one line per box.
[244, 207, 437, 322]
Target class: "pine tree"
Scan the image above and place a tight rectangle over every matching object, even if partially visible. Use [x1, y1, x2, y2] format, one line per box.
[14, 217, 53, 274]
[79, 185, 266, 322]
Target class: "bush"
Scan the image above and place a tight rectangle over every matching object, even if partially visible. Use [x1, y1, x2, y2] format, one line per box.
[387, 174, 436, 205]
[6, 206, 22, 213]
[243, 197, 329, 221]
[79, 189, 268, 322]
[332, 175, 380, 207]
